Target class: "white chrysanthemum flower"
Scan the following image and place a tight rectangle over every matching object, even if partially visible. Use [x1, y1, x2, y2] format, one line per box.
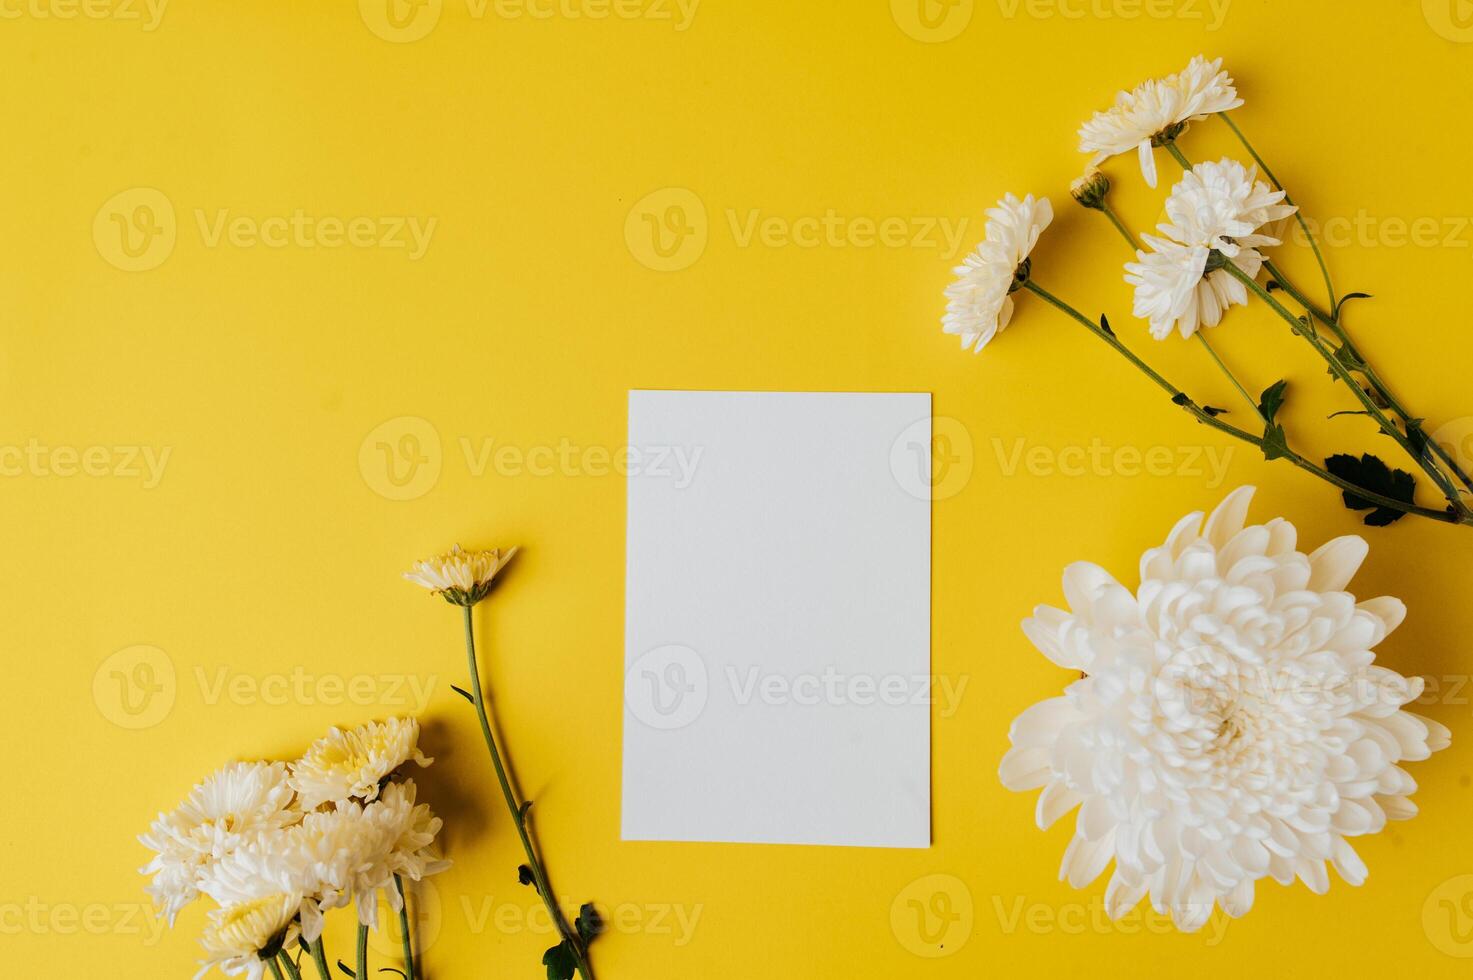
[1000, 486, 1450, 932]
[140, 762, 299, 923]
[405, 544, 518, 606]
[280, 780, 449, 931]
[289, 717, 431, 810]
[1079, 55, 1243, 188]
[942, 193, 1052, 354]
[1125, 159, 1295, 339]
[195, 892, 300, 980]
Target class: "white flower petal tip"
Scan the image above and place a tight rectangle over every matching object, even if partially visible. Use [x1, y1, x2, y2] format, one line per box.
[943, 194, 1051, 355]
[1001, 486, 1444, 931]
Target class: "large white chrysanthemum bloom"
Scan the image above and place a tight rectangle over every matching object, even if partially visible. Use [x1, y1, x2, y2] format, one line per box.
[942, 193, 1052, 354]
[1000, 486, 1450, 932]
[194, 892, 301, 980]
[139, 762, 300, 923]
[1125, 158, 1296, 340]
[1079, 55, 1243, 188]
[289, 717, 432, 810]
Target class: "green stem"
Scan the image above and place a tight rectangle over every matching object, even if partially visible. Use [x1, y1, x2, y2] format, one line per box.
[356, 924, 369, 980]
[277, 952, 304, 980]
[462, 605, 594, 980]
[394, 875, 417, 980]
[268, 958, 287, 980]
[1218, 111, 1336, 308]
[1194, 332, 1263, 421]
[1022, 279, 1466, 525]
[1222, 261, 1469, 513]
[1164, 142, 1192, 171]
[1100, 203, 1140, 251]
[308, 939, 331, 980]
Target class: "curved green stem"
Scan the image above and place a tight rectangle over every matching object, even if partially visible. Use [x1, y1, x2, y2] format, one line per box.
[1100, 203, 1140, 251]
[356, 924, 368, 980]
[1222, 261, 1469, 513]
[394, 875, 417, 980]
[1218, 111, 1336, 308]
[1194, 332, 1263, 421]
[1022, 280, 1467, 525]
[277, 952, 304, 980]
[308, 939, 331, 980]
[462, 605, 594, 980]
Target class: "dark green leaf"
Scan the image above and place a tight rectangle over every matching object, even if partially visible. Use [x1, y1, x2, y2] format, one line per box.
[450, 685, 475, 704]
[1334, 292, 1373, 318]
[1266, 279, 1283, 292]
[1325, 453, 1417, 526]
[1407, 420, 1433, 465]
[518, 865, 537, 888]
[543, 940, 578, 980]
[1099, 314, 1114, 337]
[1328, 410, 1372, 420]
[1258, 380, 1288, 424]
[1261, 424, 1291, 462]
[576, 903, 605, 946]
[378, 971, 408, 979]
[337, 961, 356, 978]
[520, 800, 534, 821]
[1202, 405, 1229, 417]
[1171, 392, 1190, 407]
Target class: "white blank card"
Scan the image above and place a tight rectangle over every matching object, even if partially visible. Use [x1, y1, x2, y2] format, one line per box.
[622, 390, 931, 848]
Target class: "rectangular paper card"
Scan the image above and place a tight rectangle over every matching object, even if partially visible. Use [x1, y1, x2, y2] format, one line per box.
[622, 390, 931, 848]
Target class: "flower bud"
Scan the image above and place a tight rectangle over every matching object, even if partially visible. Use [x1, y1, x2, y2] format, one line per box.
[1070, 169, 1111, 211]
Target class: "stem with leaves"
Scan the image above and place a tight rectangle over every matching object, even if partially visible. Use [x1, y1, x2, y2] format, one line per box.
[1021, 280, 1470, 525]
[461, 605, 594, 980]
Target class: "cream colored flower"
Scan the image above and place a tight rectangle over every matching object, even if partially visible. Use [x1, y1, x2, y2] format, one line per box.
[1001, 487, 1449, 932]
[942, 193, 1052, 354]
[195, 892, 301, 980]
[1069, 168, 1111, 211]
[139, 762, 299, 923]
[1079, 55, 1243, 188]
[1125, 158, 1294, 339]
[405, 544, 518, 606]
[289, 717, 431, 810]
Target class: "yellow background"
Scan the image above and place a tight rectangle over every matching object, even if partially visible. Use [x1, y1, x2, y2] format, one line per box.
[7, 0, 1473, 975]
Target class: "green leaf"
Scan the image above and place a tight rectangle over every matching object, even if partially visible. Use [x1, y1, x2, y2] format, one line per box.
[1325, 453, 1417, 526]
[1328, 410, 1372, 420]
[1098, 314, 1114, 337]
[450, 685, 474, 704]
[1406, 419, 1433, 465]
[576, 903, 605, 946]
[1171, 392, 1190, 407]
[1261, 424, 1291, 462]
[518, 865, 537, 888]
[1258, 380, 1288, 424]
[1202, 405, 1229, 417]
[543, 940, 579, 980]
[378, 971, 408, 979]
[520, 800, 534, 821]
[337, 962, 356, 979]
[1334, 292, 1373, 318]
[1332, 344, 1366, 372]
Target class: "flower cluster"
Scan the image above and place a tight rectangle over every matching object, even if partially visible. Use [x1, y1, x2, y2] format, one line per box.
[937, 54, 1473, 531]
[139, 718, 449, 979]
[1001, 487, 1449, 930]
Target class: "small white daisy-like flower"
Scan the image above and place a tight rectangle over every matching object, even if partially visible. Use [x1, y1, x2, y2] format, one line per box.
[289, 717, 431, 811]
[405, 544, 518, 606]
[139, 762, 299, 924]
[194, 892, 301, 980]
[355, 779, 451, 927]
[1125, 158, 1295, 339]
[942, 193, 1052, 354]
[1001, 486, 1449, 932]
[1079, 55, 1243, 188]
